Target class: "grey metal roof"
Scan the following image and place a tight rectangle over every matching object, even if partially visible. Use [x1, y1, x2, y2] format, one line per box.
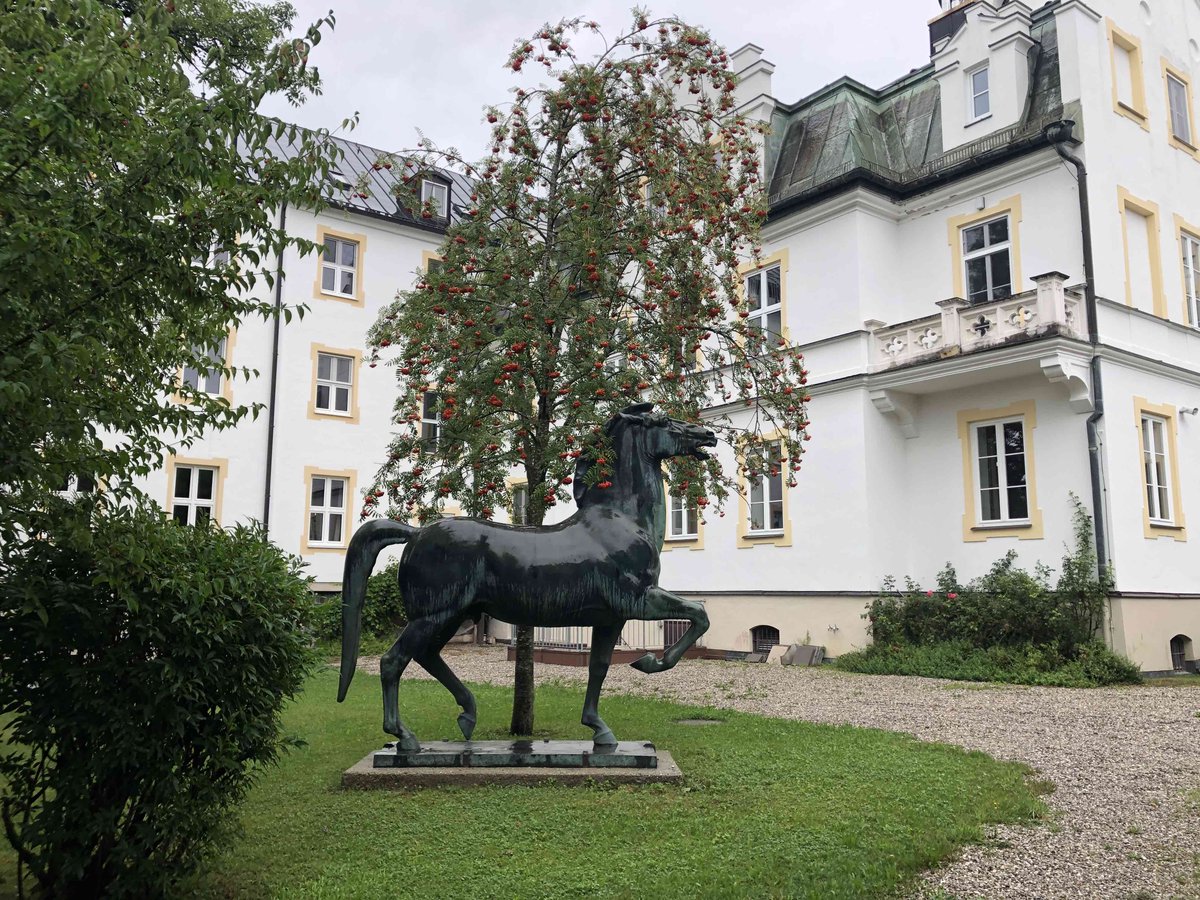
[766, 3, 1069, 212]
[265, 127, 473, 231]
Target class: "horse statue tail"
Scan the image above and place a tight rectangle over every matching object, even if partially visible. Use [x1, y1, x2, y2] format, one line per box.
[338, 518, 417, 702]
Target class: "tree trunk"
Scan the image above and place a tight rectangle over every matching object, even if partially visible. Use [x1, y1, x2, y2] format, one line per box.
[510, 624, 535, 736]
[510, 459, 548, 737]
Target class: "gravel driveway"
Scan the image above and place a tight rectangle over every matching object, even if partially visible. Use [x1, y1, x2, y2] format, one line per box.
[357, 646, 1200, 900]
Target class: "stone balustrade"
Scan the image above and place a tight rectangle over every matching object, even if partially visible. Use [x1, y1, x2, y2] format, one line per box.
[868, 271, 1083, 370]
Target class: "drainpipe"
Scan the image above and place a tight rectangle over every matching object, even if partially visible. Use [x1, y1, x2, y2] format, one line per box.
[262, 200, 288, 531]
[1044, 121, 1109, 587]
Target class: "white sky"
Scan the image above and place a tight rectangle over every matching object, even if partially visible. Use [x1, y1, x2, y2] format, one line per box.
[260, 1, 934, 159]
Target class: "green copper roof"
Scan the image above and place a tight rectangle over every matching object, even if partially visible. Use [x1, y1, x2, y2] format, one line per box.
[766, 4, 1068, 209]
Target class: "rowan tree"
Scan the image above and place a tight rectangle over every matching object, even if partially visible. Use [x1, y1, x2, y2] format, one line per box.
[365, 12, 811, 735]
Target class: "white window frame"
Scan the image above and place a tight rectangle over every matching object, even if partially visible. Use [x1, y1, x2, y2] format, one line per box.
[971, 417, 1030, 525]
[1141, 414, 1174, 524]
[744, 264, 782, 337]
[182, 337, 226, 395]
[747, 441, 784, 535]
[1167, 72, 1193, 145]
[968, 64, 991, 122]
[420, 391, 441, 448]
[321, 236, 358, 298]
[54, 474, 96, 497]
[315, 351, 354, 416]
[511, 484, 528, 526]
[171, 464, 218, 527]
[666, 489, 698, 540]
[1183, 231, 1200, 327]
[308, 475, 348, 546]
[961, 214, 1013, 304]
[421, 179, 449, 220]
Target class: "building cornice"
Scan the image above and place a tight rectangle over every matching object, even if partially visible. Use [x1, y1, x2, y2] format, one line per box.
[763, 187, 902, 243]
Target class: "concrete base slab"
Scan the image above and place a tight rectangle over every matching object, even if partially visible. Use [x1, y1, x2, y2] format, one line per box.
[372, 739, 658, 769]
[342, 749, 683, 789]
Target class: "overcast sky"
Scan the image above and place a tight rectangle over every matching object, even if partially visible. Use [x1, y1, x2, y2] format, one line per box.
[260, 1, 933, 159]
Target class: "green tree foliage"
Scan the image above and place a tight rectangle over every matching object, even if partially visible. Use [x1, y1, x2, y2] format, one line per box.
[362, 12, 811, 734]
[0, 0, 345, 539]
[0, 1, 347, 895]
[0, 503, 315, 897]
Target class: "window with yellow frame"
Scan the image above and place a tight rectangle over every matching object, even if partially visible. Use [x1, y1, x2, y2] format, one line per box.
[313, 225, 367, 306]
[1163, 59, 1198, 157]
[301, 466, 357, 553]
[1135, 398, 1187, 541]
[956, 400, 1044, 542]
[1109, 20, 1148, 128]
[736, 435, 792, 549]
[164, 455, 227, 527]
[307, 344, 362, 424]
[737, 250, 790, 344]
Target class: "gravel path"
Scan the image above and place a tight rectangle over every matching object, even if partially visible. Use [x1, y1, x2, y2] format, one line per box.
[357, 647, 1200, 900]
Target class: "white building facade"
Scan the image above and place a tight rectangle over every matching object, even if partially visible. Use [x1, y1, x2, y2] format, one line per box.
[151, 0, 1200, 674]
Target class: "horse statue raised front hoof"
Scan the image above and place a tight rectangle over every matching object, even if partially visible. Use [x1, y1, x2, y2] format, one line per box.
[630, 652, 665, 674]
[336, 403, 714, 750]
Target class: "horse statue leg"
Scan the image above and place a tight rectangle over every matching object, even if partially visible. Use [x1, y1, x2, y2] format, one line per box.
[416, 616, 478, 740]
[631, 586, 709, 674]
[580, 622, 622, 747]
[379, 615, 451, 750]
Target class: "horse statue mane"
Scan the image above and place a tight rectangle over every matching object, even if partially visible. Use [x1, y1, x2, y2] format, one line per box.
[572, 402, 656, 507]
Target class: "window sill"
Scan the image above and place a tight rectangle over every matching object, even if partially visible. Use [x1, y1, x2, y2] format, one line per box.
[1169, 135, 1200, 158]
[743, 529, 785, 540]
[965, 113, 992, 128]
[319, 289, 358, 301]
[664, 534, 700, 544]
[306, 542, 347, 551]
[971, 521, 1032, 532]
[1117, 100, 1148, 120]
[313, 409, 353, 418]
[1148, 521, 1184, 531]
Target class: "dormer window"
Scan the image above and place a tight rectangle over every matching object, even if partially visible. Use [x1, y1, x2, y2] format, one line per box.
[968, 64, 990, 122]
[420, 179, 449, 220]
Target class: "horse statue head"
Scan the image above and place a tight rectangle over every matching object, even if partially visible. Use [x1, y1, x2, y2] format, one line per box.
[573, 403, 717, 506]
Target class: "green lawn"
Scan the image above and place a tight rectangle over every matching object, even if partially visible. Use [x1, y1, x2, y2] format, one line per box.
[1144, 673, 1200, 687]
[2, 668, 1047, 899]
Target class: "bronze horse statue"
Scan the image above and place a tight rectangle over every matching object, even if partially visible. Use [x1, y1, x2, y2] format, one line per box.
[337, 403, 715, 750]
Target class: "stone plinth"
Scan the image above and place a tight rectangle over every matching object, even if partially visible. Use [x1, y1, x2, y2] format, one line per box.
[373, 739, 657, 769]
[342, 745, 682, 789]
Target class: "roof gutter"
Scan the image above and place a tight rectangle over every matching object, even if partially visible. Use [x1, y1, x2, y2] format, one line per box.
[1045, 120, 1110, 587]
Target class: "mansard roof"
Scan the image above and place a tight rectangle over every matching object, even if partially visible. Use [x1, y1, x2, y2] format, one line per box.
[765, 3, 1069, 217]
[265, 126, 473, 232]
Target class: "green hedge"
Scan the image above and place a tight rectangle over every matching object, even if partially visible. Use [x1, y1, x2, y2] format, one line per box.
[836, 640, 1142, 687]
[840, 497, 1141, 687]
[311, 560, 406, 643]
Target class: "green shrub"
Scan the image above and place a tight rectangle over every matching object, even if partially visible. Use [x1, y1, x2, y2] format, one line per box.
[310, 560, 406, 643]
[866, 496, 1115, 656]
[836, 640, 1141, 687]
[0, 502, 315, 898]
[852, 497, 1138, 686]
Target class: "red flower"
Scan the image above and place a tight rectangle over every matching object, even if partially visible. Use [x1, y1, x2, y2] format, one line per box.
[947, 592, 959, 600]
[925, 590, 934, 597]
